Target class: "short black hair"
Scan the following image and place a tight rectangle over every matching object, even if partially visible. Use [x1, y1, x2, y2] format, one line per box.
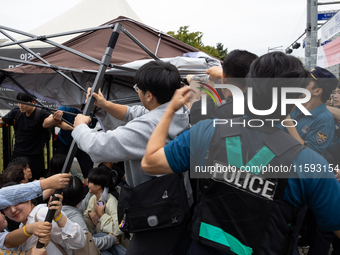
[62, 176, 84, 207]
[46, 154, 66, 177]
[246, 52, 310, 120]
[88, 166, 110, 190]
[223, 50, 258, 89]
[135, 60, 181, 104]
[7, 157, 29, 168]
[16, 93, 34, 102]
[0, 165, 25, 187]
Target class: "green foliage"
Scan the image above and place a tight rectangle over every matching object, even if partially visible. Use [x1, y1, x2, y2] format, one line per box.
[167, 26, 203, 49]
[167, 26, 228, 61]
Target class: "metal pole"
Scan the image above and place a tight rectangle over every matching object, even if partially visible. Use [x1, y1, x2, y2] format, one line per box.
[268, 46, 283, 53]
[36, 22, 123, 249]
[0, 96, 76, 116]
[306, 0, 312, 70]
[310, 0, 318, 70]
[0, 25, 136, 73]
[122, 27, 160, 61]
[0, 56, 83, 73]
[0, 25, 113, 48]
[318, 1, 340, 5]
[0, 96, 75, 127]
[0, 28, 86, 93]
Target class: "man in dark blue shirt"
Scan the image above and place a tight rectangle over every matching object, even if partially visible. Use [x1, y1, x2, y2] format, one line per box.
[55, 106, 93, 178]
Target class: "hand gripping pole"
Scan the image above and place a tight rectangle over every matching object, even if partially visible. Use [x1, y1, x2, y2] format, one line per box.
[35, 22, 122, 249]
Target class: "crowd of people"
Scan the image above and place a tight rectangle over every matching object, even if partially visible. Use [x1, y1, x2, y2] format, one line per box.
[0, 51, 340, 255]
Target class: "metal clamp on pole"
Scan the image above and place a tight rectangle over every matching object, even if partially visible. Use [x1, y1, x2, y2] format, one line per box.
[35, 22, 123, 249]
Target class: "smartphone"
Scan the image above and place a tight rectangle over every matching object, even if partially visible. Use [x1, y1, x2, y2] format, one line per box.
[96, 201, 104, 207]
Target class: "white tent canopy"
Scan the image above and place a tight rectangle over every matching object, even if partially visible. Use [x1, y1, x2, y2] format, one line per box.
[2, 0, 142, 48]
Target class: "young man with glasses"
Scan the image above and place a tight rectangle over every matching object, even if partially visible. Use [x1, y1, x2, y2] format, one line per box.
[71, 60, 190, 255]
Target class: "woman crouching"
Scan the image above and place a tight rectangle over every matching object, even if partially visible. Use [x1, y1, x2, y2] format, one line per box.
[3, 193, 86, 255]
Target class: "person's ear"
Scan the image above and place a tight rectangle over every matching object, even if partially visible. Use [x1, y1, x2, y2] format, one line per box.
[222, 74, 227, 84]
[146, 91, 154, 102]
[314, 87, 323, 97]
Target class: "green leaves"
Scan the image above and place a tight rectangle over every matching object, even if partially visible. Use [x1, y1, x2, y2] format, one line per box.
[167, 26, 228, 61]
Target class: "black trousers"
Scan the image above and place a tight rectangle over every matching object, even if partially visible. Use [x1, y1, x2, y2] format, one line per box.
[54, 139, 93, 178]
[308, 228, 340, 255]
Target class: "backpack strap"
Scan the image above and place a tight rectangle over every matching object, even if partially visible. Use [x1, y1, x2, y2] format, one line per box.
[264, 131, 304, 200]
[34, 107, 41, 128]
[50, 239, 68, 255]
[264, 130, 301, 158]
[14, 108, 21, 128]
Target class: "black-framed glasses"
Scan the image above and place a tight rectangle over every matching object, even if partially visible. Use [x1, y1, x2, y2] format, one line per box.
[133, 84, 139, 93]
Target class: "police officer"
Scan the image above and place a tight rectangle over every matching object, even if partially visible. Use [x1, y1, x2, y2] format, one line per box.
[141, 52, 340, 255]
[283, 66, 338, 155]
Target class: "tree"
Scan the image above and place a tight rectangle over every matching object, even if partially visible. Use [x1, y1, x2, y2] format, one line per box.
[167, 26, 227, 60]
[167, 26, 203, 49]
[216, 43, 228, 61]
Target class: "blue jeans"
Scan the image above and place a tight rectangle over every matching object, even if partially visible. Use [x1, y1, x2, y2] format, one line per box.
[93, 233, 126, 255]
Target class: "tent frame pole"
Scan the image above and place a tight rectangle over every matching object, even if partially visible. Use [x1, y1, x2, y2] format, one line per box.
[0, 71, 74, 126]
[0, 25, 136, 73]
[0, 25, 113, 48]
[0, 95, 76, 119]
[0, 29, 86, 93]
[122, 27, 160, 61]
[0, 56, 84, 72]
[35, 22, 123, 249]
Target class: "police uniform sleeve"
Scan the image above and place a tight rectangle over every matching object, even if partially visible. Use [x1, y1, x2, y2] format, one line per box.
[283, 149, 340, 232]
[327, 137, 340, 159]
[304, 117, 334, 154]
[164, 129, 190, 173]
[164, 119, 216, 173]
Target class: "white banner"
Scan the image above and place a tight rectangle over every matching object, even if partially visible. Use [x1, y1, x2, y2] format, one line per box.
[320, 10, 340, 44]
[317, 35, 340, 68]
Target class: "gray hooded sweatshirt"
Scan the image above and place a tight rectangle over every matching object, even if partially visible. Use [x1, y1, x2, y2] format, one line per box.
[72, 103, 190, 187]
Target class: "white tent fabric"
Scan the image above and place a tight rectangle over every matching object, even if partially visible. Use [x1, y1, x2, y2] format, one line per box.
[5, 0, 142, 48]
[106, 57, 218, 77]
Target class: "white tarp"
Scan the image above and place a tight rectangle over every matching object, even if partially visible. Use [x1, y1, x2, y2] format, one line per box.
[320, 10, 340, 44]
[2, 0, 142, 48]
[106, 56, 219, 77]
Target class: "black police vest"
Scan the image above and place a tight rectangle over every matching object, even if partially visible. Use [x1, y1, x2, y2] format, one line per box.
[191, 119, 304, 255]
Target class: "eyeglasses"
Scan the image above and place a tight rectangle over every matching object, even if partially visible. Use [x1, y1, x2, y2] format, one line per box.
[133, 84, 139, 93]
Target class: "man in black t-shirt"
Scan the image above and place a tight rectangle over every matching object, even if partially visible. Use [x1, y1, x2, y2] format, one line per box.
[0, 93, 72, 179]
